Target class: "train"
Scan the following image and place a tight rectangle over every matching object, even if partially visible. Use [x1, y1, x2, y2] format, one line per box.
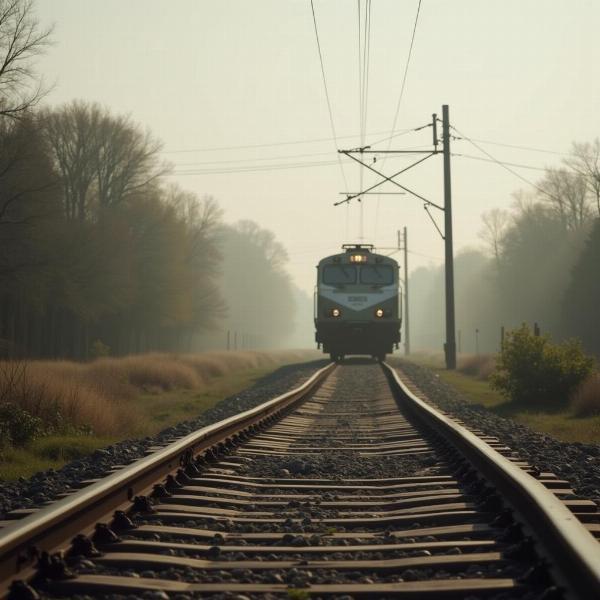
[314, 244, 402, 362]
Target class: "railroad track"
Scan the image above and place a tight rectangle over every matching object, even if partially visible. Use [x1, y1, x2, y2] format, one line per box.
[1, 360, 600, 599]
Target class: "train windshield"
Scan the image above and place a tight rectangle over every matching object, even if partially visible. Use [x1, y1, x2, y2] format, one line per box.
[322, 265, 357, 284]
[360, 264, 394, 285]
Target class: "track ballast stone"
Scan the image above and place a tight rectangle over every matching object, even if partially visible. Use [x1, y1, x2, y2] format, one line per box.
[0, 360, 328, 519]
[19, 361, 559, 600]
[390, 358, 600, 508]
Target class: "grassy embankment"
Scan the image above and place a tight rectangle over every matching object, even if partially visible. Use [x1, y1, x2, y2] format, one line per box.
[402, 352, 600, 444]
[0, 350, 320, 480]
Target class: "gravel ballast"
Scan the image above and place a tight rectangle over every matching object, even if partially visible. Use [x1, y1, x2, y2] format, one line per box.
[0, 359, 328, 520]
[64, 363, 532, 596]
[390, 358, 600, 508]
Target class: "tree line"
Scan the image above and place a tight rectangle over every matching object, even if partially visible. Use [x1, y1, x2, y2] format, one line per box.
[410, 139, 600, 358]
[0, 0, 299, 358]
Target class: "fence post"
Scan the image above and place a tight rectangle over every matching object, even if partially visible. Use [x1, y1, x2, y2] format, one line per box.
[500, 325, 505, 351]
[534, 322, 540, 337]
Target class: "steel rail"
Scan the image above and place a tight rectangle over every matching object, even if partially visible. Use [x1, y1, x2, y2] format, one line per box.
[383, 362, 600, 600]
[0, 362, 336, 592]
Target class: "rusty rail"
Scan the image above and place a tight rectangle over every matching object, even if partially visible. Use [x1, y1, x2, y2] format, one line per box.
[0, 362, 335, 593]
[383, 362, 600, 600]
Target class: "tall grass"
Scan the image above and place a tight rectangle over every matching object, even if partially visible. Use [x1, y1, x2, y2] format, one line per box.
[457, 354, 496, 380]
[571, 372, 600, 416]
[0, 350, 317, 437]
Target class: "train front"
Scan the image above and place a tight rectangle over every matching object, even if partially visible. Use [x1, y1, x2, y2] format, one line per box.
[314, 244, 401, 361]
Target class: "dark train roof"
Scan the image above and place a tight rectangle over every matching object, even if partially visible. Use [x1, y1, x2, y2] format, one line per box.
[317, 244, 398, 267]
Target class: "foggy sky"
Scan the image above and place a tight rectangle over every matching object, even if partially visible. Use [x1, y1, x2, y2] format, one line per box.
[36, 1, 600, 292]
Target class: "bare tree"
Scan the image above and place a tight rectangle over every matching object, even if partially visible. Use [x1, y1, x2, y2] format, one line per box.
[94, 113, 167, 208]
[42, 101, 169, 219]
[565, 139, 600, 217]
[40, 102, 102, 220]
[479, 207, 509, 265]
[0, 0, 52, 119]
[236, 219, 289, 271]
[537, 167, 591, 230]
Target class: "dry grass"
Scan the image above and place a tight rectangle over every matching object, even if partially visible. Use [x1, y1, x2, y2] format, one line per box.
[0, 350, 317, 437]
[457, 354, 497, 380]
[571, 372, 600, 416]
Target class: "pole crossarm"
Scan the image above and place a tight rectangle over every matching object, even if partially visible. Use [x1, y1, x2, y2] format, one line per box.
[334, 151, 443, 209]
[338, 192, 406, 195]
[349, 149, 438, 154]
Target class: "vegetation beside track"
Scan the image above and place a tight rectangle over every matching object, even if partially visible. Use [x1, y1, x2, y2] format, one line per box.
[0, 350, 319, 480]
[403, 352, 600, 444]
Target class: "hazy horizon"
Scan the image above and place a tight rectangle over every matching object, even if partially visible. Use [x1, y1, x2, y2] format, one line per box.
[36, 0, 600, 293]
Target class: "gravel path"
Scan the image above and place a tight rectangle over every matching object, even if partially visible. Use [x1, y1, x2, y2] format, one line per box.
[0, 359, 328, 520]
[389, 358, 600, 508]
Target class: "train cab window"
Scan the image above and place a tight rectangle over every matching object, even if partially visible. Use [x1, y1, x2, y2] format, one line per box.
[323, 265, 357, 284]
[360, 264, 394, 285]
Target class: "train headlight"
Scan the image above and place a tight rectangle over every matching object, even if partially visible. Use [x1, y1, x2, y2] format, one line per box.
[331, 308, 341, 317]
[375, 308, 384, 318]
[350, 254, 367, 263]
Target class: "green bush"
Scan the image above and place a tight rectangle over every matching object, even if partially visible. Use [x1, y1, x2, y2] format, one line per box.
[90, 339, 110, 359]
[491, 324, 594, 405]
[0, 403, 43, 446]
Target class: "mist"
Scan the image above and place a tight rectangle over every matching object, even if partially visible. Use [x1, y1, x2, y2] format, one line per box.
[1, 1, 600, 361]
[410, 148, 600, 357]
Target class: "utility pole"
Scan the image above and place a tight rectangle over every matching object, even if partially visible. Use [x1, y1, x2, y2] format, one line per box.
[336, 105, 457, 369]
[442, 104, 456, 369]
[398, 228, 410, 355]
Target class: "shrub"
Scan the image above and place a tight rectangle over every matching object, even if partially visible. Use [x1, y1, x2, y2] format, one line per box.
[457, 354, 497, 380]
[571, 372, 600, 416]
[490, 324, 594, 405]
[90, 339, 110, 359]
[0, 402, 43, 446]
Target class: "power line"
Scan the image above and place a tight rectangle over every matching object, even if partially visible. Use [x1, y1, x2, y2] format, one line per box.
[310, 0, 349, 192]
[368, 124, 426, 148]
[451, 124, 561, 203]
[170, 150, 412, 175]
[162, 127, 419, 155]
[453, 153, 548, 172]
[360, 0, 372, 149]
[172, 150, 335, 167]
[374, 0, 423, 242]
[407, 249, 443, 261]
[170, 157, 351, 176]
[467, 137, 571, 157]
[386, 0, 423, 147]
[357, 0, 373, 238]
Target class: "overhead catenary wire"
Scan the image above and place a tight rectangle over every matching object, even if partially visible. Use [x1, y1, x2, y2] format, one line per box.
[173, 150, 337, 167]
[373, 0, 423, 241]
[451, 124, 563, 204]
[162, 128, 417, 155]
[161, 131, 572, 157]
[467, 138, 572, 157]
[368, 122, 429, 148]
[384, 0, 423, 152]
[171, 158, 349, 176]
[357, 0, 373, 239]
[453, 153, 548, 171]
[310, 0, 350, 192]
[171, 152, 411, 176]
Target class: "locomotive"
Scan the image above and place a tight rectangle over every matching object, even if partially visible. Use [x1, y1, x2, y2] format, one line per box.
[314, 244, 401, 362]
